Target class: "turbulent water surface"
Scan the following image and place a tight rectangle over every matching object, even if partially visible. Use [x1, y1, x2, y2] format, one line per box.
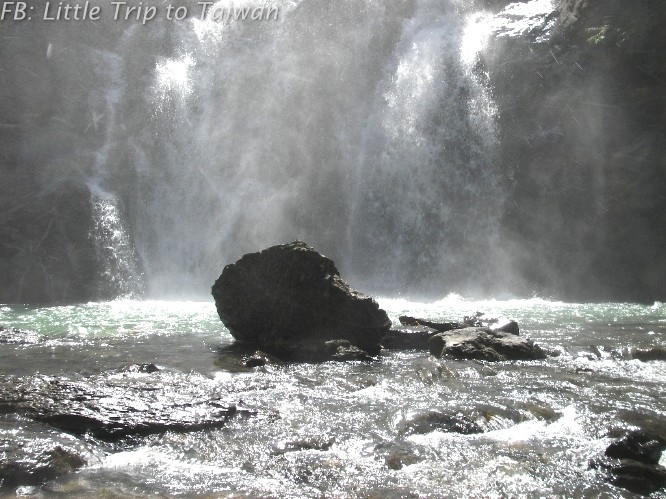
[1, 297, 665, 497]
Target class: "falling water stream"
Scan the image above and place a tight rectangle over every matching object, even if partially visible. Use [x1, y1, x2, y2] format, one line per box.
[80, 0, 534, 298]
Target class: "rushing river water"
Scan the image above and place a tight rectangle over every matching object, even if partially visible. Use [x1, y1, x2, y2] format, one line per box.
[1, 297, 665, 497]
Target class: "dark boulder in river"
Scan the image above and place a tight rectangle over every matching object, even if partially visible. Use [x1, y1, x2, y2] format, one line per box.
[428, 327, 546, 362]
[212, 241, 391, 357]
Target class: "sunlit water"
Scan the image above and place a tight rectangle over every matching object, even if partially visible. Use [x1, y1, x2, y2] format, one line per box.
[1, 297, 665, 497]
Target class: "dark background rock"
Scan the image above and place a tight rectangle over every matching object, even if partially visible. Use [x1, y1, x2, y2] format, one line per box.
[382, 328, 437, 350]
[484, 0, 666, 302]
[212, 241, 391, 356]
[0, 181, 101, 304]
[1, 0, 665, 304]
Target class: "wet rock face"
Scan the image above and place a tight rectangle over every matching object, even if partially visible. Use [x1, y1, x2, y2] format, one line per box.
[428, 328, 547, 362]
[598, 430, 666, 495]
[0, 367, 252, 442]
[485, 0, 666, 302]
[605, 430, 666, 465]
[212, 241, 391, 356]
[0, 181, 101, 304]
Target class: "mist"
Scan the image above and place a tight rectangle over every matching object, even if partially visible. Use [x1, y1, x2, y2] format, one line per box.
[0, 0, 664, 303]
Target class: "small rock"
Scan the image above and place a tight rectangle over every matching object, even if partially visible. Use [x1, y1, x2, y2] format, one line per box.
[605, 460, 666, 496]
[462, 313, 520, 335]
[397, 411, 483, 436]
[632, 347, 666, 362]
[428, 328, 546, 362]
[244, 351, 275, 368]
[605, 430, 666, 465]
[492, 320, 520, 335]
[119, 363, 160, 373]
[326, 340, 375, 362]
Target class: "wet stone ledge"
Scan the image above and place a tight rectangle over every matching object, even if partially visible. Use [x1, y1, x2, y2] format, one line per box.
[0, 365, 255, 442]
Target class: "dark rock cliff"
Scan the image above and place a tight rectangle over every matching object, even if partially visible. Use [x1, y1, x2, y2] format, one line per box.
[485, 0, 666, 301]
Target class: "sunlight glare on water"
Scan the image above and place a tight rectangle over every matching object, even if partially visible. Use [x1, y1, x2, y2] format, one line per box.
[0, 298, 664, 497]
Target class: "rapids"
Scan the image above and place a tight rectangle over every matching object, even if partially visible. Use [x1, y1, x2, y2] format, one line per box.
[1, 297, 664, 497]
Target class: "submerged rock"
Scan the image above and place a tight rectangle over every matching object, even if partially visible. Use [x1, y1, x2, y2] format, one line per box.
[397, 411, 483, 436]
[605, 430, 666, 465]
[0, 444, 86, 491]
[211, 241, 391, 357]
[616, 461, 666, 496]
[0, 419, 92, 491]
[375, 440, 426, 470]
[0, 368, 253, 442]
[597, 430, 666, 495]
[632, 347, 666, 362]
[599, 459, 666, 496]
[0, 326, 41, 345]
[428, 327, 546, 362]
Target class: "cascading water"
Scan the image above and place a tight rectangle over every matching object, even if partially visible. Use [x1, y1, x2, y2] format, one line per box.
[8, 0, 558, 300]
[89, 187, 144, 299]
[100, 0, 511, 298]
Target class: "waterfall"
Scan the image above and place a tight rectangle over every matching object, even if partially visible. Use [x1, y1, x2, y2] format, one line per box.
[4, 0, 557, 300]
[110, 0, 507, 298]
[89, 188, 144, 299]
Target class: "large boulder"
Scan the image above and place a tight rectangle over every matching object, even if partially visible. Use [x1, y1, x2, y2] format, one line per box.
[211, 242, 391, 356]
